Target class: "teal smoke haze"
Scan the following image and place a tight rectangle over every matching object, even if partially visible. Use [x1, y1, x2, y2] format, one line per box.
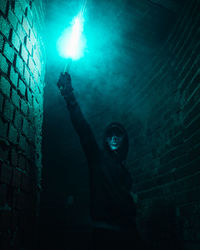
[45, 0, 174, 127]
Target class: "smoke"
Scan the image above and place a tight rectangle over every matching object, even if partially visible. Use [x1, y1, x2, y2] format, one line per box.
[44, 0, 174, 131]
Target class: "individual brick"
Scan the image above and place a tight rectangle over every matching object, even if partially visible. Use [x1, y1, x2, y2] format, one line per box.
[15, 55, 24, 74]
[33, 97, 38, 112]
[0, 117, 8, 137]
[0, 15, 10, 39]
[0, 54, 9, 75]
[183, 101, 200, 128]
[0, 138, 9, 161]
[26, 6, 33, 27]
[0, 0, 7, 15]
[16, 23, 26, 42]
[20, 98, 28, 115]
[0, 76, 11, 97]
[18, 0, 28, 13]
[26, 88, 32, 105]
[33, 98, 39, 113]
[3, 99, 14, 121]
[32, 68, 39, 83]
[22, 118, 29, 137]
[9, 67, 19, 89]
[26, 142, 34, 160]
[27, 125, 35, 143]
[11, 88, 20, 109]
[11, 148, 18, 167]
[0, 163, 12, 184]
[179, 61, 199, 95]
[184, 114, 200, 140]
[8, 124, 18, 144]
[18, 154, 26, 170]
[3, 42, 15, 63]
[33, 51, 41, 71]
[8, 7, 18, 30]
[32, 19, 38, 38]
[185, 129, 200, 153]
[21, 44, 28, 62]
[22, 16, 30, 35]
[0, 93, 4, 112]
[13, 110, 23, 129]
[35, 86, 42, 104]
[184, 80, 200, 115]
[19, 134, 26, 151]
[24, 66, 30, 85]
[29, 30, 36, 47]
[0, 33, 4, 51]
[25, 36, 32, 55]
[28, 55, 35, 73]
[188, 143, 200, 162]
[18, 79, 26, 96]
[37, 59, 41, 76]
[29, 76, 35, 92]
[174, 157, 200, 186]
[14, 0, 23, 23]
[11, 30, 21, 52]
[28, 106, 35, 124]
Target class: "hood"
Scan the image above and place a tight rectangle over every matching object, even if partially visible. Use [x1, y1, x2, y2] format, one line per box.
[103, 123, 129, 164]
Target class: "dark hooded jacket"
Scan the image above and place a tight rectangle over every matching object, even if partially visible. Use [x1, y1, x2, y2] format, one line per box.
[65, 93, 136, 230]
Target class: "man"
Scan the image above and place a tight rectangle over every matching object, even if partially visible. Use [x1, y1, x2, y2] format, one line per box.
[57, 72, 141, 250]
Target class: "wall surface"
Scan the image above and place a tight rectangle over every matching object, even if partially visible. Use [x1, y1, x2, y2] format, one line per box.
[0, 0, 45, 249]
[129, 1, 200, 250]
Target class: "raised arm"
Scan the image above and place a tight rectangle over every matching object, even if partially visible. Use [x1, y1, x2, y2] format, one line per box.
[57, 72, 100, 164]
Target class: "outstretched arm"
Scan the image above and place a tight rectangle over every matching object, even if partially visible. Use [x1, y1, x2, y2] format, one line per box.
[57, 72, 100, 164]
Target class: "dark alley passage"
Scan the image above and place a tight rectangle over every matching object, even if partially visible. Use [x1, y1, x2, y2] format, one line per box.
[0, 0, 200, 250]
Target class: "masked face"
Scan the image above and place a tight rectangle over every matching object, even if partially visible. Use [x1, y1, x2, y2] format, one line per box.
[107, 135, 123, 151]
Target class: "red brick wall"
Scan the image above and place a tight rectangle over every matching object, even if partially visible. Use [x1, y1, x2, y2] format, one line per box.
[0, 0, 45, 249]
[128, 1, 200, 249]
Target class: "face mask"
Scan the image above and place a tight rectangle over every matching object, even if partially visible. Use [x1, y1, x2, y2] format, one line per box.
[107, 135, 123, 151]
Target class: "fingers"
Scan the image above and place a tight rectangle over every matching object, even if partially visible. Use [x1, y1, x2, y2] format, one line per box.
[58, 72, 71, 83]
[64, 72, 71, 82]
[57, 71, 73, 97]
[57, 73, 66, 87]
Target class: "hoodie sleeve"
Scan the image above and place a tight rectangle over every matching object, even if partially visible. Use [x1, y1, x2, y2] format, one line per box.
[64, 92, 100, 164]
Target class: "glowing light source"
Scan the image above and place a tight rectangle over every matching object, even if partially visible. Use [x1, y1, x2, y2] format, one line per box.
[57, 14, 85, 60]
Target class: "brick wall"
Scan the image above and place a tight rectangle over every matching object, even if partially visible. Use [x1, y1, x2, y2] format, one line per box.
[128, 1, 200, 249]
[0, 0, 45, 249]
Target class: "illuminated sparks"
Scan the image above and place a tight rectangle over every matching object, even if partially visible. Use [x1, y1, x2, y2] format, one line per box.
[57, 14, 85, 60]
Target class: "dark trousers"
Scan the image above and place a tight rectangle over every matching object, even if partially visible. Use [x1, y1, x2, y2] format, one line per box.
[92, 227, 143, 250]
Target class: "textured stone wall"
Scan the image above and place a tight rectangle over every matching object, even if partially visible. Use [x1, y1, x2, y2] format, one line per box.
[0, 0, 45, 249]
[128, 1, 200, 249]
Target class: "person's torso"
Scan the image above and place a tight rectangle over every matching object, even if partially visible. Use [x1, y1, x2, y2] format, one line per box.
[89, 151, 136, 230]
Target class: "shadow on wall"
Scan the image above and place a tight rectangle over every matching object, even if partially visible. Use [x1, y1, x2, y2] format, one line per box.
[137, 198, 183, 250]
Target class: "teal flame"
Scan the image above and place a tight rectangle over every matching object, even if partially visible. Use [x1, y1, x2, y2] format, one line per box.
[57, 13, 85, 60]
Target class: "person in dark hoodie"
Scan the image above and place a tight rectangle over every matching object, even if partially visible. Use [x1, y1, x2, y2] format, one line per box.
[57, 72, 141, 250]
